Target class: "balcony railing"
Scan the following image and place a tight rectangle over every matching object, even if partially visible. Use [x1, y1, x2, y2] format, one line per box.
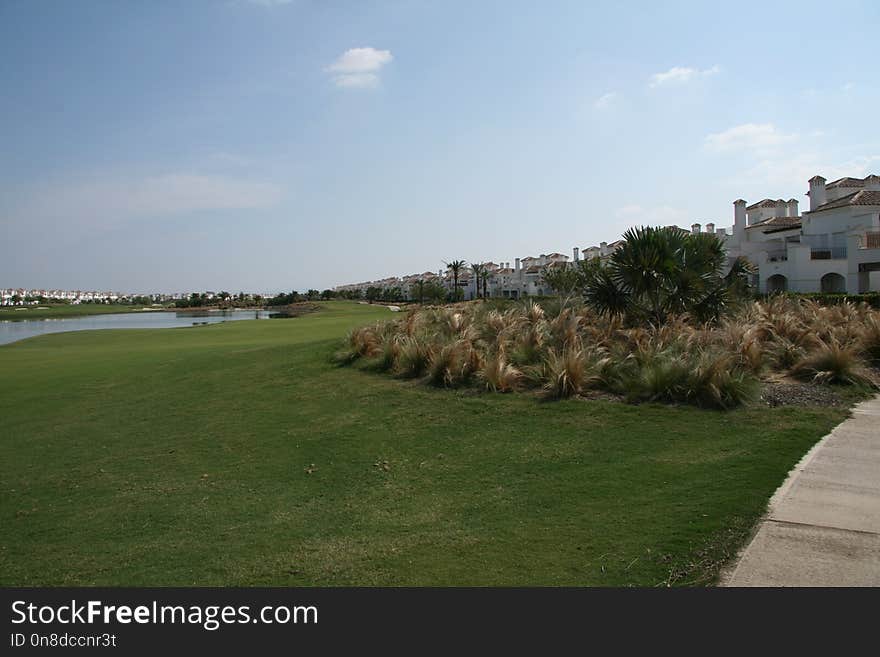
[863, 231, 880, 249]
[810, 247, 848, 260]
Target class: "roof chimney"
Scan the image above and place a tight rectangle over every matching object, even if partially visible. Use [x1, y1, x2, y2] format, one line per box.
[691, 223, 701, 234]
[787, 198, 799, 217]
[808, 176, 826, 211]
[705, 222, 715, 234]
[514, 258, 520, 272]
[573, 247, 580, 262]
[733, 199, 746, 236]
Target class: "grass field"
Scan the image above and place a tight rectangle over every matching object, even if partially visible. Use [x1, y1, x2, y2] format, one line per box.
[0, 304, 151, 321]
[0, 301, 851, 586]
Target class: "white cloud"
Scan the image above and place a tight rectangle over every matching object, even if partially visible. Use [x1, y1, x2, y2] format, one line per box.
[649, 65, 719, 88]
[739, 153, 880, 191]
[333, 73, 380, 89]
[701, 123, 879, 192]
[22, 173, 284, 225]
[593, 92, 617, 109]
[704, 123, 797, 155]
[326, 47, 393, 88]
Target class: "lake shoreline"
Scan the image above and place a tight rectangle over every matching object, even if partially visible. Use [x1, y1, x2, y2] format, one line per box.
[0, 304, 267, 322]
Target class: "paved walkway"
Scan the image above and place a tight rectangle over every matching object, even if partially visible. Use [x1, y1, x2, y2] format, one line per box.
[723, 395, 880, 586]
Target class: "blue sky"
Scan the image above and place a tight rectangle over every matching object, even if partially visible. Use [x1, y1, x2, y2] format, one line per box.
[2, 0, 879, 293]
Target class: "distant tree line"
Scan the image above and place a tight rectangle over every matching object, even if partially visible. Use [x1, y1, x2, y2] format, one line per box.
[174, 291, 265, 309]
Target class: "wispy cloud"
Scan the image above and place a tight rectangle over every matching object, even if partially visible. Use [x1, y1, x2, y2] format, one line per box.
[326, 47, 393, 89]
[704, 123, 797, 156]
[593, 92, 617, 110]
[739, 153, 880, 191]
[704, 122, 880, 191]
[649, 65, 719, 88]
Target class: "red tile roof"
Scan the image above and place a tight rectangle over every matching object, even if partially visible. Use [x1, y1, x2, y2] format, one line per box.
[746, 199, 784, 211]
[746, 216, 802, 229]
[809, 190, 880, 212]
[827, 176, 866, 189]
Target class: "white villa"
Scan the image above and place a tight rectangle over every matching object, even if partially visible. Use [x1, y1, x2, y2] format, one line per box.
[721, 174, 880, 294]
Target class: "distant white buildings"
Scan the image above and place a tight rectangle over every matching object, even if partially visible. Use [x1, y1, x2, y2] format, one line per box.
[721, 174, 880, 293]
[335, 174, 880, 301]
[0, 289, 203, 306]
[334, 244, 626, 301]
[0, 288, 121, 306]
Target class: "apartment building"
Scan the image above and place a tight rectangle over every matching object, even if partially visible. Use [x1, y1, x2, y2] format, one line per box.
[721, 174, 880, 293]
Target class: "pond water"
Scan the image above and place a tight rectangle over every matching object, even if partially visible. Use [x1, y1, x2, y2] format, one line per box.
[0, 309, 273, 346]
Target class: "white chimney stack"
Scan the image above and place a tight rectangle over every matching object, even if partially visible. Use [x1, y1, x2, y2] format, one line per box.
[705, 222, 715, 234]
[733, 199, 746, 236]
[515, 258, 520, 272]
[787, 198, 799, 217]
[809, 176, 826, 211]
[691, 223, 701, 234]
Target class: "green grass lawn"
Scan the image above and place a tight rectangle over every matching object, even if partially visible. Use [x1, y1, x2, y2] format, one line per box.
[0, 304, 150, 321]
[0, 301, 850, 586]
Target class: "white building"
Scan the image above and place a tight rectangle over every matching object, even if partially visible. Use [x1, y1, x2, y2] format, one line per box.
[721, 174, 880, 293]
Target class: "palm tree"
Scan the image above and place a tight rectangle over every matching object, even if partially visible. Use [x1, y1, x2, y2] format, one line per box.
[586, 226, 752, 324]
[470, 263, 486, 299]
[445, 260, 467, 302]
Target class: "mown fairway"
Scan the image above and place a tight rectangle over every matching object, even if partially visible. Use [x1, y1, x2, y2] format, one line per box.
[0, 301, 849, 585]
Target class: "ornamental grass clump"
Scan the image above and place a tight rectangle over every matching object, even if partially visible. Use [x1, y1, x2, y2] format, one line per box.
[859, 314, 880, 365]
[364, 337, 400, 373]
[791, 337, 875, 387]
[336, 294, 879, 408]
[334, 325, 381, 364]
[426, 339, 481, 387]
[395, 336, 433, 378]
[540, 347, 601, 399]
[612, 346, 758, 409]
[479, 349, 522, 392]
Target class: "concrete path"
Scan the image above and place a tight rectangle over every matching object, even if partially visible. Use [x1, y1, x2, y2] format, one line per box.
[723, 395, 880, 586]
